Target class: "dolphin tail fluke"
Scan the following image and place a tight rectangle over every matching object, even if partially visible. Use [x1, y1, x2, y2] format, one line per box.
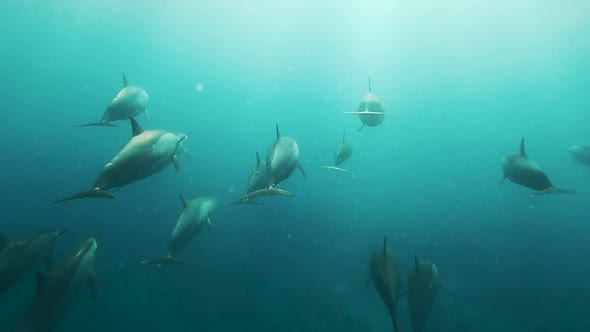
[141, 255, 184, 265]
[51, 189, 115, 204]
[77, 121, 117, 127]
[320, 165, 349, 173]
[533, 188, 585, 195]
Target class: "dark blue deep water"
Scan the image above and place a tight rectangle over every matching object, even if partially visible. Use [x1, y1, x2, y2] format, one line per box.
[1, 1, 590, 331]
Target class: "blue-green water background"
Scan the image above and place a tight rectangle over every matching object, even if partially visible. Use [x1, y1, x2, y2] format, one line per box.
[1, 1, 590, 331]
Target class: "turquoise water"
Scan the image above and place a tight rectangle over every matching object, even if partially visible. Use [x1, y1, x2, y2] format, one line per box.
[1, 1, 590, 331]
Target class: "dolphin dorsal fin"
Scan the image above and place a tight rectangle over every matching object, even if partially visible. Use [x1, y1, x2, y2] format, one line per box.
[35, 271, 49, 296]
[0, 233, 9, 251]
[519, 137, 527, 157]
[256, 152, 261, 167]
[122, 72, 128, 87]
[130, 118, 144, 137]
[368, 77, 372, 92]
[275, 124, 281, 140]
[179, 194, 188, 208]
[382, 236, 387, 255]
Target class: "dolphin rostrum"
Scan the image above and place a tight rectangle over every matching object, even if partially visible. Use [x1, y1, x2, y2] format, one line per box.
[568, 144, 590, 167]
[321, 129, 352, 172]
[0, 229, 66, 296]
[500, 137, 579, 195]
[79, 72, 149, 127]
[16, 235, 100, 332]
[342, 78, 386, 132]
[142, 195, 216, 265]
[368, 236, 403, 332]
[265, 124, 306, 187]
[52, 118, 188, 204]
[407, 256, 454, 332]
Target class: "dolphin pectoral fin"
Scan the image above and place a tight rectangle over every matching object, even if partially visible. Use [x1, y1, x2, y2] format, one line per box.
[533, 188, 584, 195]
[172, 156, 181, 173]
[498, 174, 506, 187]
[130, 117, 144, 137]
[343, 111, 387, 115]
[144, 109, 151, 121]
[207, 218, 213, 230]
[297, 163, 306, 177]
[77, 121, 117, 127]
[35, 272, 49, 296]
[87, 270, 98, 300]
[141, 255, 184, 265]
[0, 233, 9, 251]
[51, 189, 115, 204]
[439, 283, 455, 297]
[320, 166, 349, 173]
[179, 194, 188, 208]
[356, 124, 365, 132]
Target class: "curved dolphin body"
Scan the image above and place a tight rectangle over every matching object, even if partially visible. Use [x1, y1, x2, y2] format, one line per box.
[368, 237, 402, 332]
[407, 257, 440, 332]
[142, 195, 216, 265]
[342, 78, 386, 132]
[568, 144, 590, 167]
[16, 235, 100, 332]
[52, 118, 188, 204]
[265, 124, 306, 187]
[500, 137, 578, 195]
[321, 130, 352, 172]
[79, 73, 149, 127]
[0, 229, 66, 296]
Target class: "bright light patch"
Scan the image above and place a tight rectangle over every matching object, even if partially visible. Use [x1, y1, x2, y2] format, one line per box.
[195, 83, 204, 92]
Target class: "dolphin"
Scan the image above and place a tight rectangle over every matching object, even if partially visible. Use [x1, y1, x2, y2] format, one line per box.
[142, 195, 216, 265]
[568, 144, 590, 167]
[265, 124, 306, 187]
[407, 256, 453, 332]
[367, 237, 402, 332]
[79, 72, 149, 127]
[321, 129, 352, 172]
[52, 118, 188, 204]
[16, 235, 100, 332]
[500, 137, 579, 195]
[342, 78, 386, 132]
[0, 229, 66, 296]
[227, 152, 295, 205]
